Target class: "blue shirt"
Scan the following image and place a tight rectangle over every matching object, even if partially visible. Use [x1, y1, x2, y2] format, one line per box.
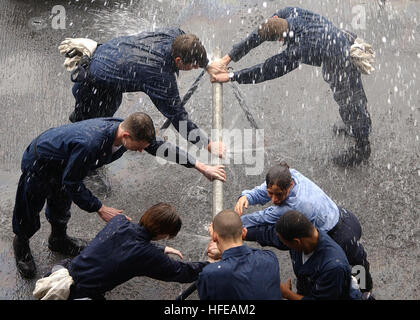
[251, 227, 361, 300]
[197, 245, 282, 300]
[89, 28, 208, 148]
[68, 214, 208, 296]
[229, 7, 351, 83]
[240, 169, 340, 231]
[282, 231, 360, 300]
[21, 118, 196, 213]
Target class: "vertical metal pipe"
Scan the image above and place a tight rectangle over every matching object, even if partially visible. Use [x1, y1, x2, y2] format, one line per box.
[212, 48, 223, 218]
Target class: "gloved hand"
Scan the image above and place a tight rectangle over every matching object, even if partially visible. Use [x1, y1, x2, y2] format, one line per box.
[350, 38, 375, 75]
[33, 268, 74, 300]
[58, 38, 98, 71]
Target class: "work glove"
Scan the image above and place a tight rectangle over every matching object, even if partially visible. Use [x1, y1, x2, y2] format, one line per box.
[33, 268, 74, 300]
[350, 38, 375, 75]
[58, 38, 98, 72]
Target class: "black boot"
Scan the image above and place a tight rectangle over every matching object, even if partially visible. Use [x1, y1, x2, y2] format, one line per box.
[333, 138, 371, 167]
[13, 235, 36, 278]
[48, 224, 88, 256]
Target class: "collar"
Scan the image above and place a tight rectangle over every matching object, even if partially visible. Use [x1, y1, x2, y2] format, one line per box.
[307, 229, 324, 254]
[136, 225, 153, 242]
[103, 118, 125, 152]
[221, 245, 252, 260]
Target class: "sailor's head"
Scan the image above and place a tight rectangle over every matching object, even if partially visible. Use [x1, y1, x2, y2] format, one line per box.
[140, 203, 182, 240]
[172, 33, 208, 70]
[275, 210, 316, 252]
[265, 162, 294, 206]
[120, 112, 155, 152]
[258, 16, 289, 42]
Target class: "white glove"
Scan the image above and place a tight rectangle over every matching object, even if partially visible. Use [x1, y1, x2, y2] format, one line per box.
[33, 268, 74, 300]
[350, 38, 375, 75]
[58, 38, 98, 72]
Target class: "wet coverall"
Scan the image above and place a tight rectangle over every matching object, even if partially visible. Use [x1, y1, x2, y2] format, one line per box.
[229, 7, 372, 142]
[249, 229, 362, 300]
[197, 245, 282, 300]
[66, 215, 208, 299]
[12, 118, 195, 240]
[71, 28, 209, 148]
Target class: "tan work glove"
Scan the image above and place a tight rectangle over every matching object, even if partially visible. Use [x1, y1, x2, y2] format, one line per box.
[58, 38, 98, 72]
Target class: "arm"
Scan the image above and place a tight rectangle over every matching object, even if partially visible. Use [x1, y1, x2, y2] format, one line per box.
[235, 182, 271, 215]
[144, 76, 210, 149]
[228, 29, 266, 63]
[301, 266, 349, 300]
[232, 48, 300, 84]
[145, 137, 226, 182]
[245, 224, 289, 250]
[280, 279, 304, 300]
[241, 204, 293, 229]
[145, 137, 196, 168]
[62, 142, 124, 221]
[241, 182, 271, 206]
[207, 30, 264, 82]
[139, 245, 209, 284]
[226, 7, 293, 63]
[61, 142, 102, 213]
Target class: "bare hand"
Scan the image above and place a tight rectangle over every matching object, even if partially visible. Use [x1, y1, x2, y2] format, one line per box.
[280, 278, 293, 299]
[203, 164, 226, 182]
[234, 196, 249, 216]
[207, 141, 226, 159]
[97, 205, 128, 223]
[207, 240, 221, 261]
[164, 246, 183, 260]
[210, 72, 230, 83]
[207, 55, 231, 76]
[207, 60, 228, 77]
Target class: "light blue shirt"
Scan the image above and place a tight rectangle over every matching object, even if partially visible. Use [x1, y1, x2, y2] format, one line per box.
[240, 169, 340, 231]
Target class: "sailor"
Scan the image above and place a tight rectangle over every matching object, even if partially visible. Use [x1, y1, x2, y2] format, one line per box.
[208, 7, 374, 166]
[12, 112, 225, 278]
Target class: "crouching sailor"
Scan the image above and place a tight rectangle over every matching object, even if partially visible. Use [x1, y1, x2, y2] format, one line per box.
[13, 113, 225, 278]
[33, 203, 210, 300]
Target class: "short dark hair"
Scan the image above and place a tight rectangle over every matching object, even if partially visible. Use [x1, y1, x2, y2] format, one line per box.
[213, 210, 243, 240]
[171, 34, 208, 68]
[266, 161, 292, 190]
[258, 17, 288, 41]
[139, 203, 182, 239]
[121, 112, 156, 143]
[275, 210, 314, 241]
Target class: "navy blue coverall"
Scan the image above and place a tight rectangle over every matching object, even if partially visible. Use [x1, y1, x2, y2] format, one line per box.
[71, 28, 209, 148]
[12, 118, 195, 240]
[229, 7, 371, 141]
[196, 245, 282, 300]
[248, 228, 362, 300]
[65, 214, 208, 299]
